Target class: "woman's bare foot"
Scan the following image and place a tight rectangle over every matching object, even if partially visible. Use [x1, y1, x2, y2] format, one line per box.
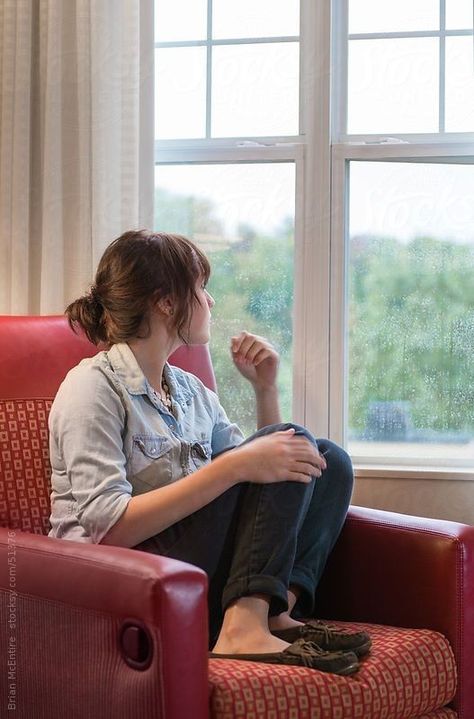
[268, 612, 304, 632]
[212, 595, 291, 655]
[212, 627, 289, 655]
[266, 585, 308, 632]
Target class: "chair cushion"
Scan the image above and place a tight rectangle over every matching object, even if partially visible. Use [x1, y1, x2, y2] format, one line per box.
[209, 621, 456, 719]
[0, 399, 52, 534]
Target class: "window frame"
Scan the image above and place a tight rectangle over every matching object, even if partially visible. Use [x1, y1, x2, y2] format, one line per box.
[332, 0, 474, 142]
[154, 3, 300, 143]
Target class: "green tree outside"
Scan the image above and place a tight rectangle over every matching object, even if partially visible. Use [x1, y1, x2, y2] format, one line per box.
[155, 187, 294, 438]
[349, 235, 474, 437]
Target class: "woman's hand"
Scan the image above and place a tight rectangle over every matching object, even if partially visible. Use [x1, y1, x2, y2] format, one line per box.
[225, 428, 327, 484]
[231, 331, 279, 390]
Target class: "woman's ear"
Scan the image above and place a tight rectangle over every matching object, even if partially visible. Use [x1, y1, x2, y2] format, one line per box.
[154, 295, 174, 317]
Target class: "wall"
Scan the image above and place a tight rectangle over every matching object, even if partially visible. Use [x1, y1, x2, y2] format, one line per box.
[352, 475, 474, 525]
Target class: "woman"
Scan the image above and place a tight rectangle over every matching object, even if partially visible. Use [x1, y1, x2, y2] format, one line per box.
[48, 229, 370, 673]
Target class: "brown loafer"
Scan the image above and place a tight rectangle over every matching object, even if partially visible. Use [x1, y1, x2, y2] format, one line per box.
[271, 620, 372, 658]
[209, 638, 359, 675]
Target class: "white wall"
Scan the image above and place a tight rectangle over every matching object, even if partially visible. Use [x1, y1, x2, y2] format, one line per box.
[352, 476, 474, 525]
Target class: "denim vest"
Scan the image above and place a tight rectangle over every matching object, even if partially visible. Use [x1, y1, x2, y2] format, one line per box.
[48, 343, 244, 544]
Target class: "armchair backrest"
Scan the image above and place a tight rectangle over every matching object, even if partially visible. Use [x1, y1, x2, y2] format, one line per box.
[0, 315, 217, 536]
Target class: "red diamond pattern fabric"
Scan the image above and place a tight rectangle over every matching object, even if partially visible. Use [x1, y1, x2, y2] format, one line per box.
[418, 711, 457, 719]
[209, 621, 456, 719]
[0, 399, 52, 535]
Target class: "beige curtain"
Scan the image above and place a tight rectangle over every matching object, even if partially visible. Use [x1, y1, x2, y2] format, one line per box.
[0, 0, 154, 314]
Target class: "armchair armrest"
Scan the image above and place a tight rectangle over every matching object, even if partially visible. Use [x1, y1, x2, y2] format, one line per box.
[315, 505, 474, 719]
[0, 528, 209, 719]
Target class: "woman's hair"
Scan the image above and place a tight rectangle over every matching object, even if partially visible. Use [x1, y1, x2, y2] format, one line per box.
[66, 229, 211, 346]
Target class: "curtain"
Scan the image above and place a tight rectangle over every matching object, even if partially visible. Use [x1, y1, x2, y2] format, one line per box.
[0, 0, 154, 314]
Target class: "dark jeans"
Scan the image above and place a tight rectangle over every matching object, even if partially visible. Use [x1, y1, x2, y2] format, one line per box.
[134, 423, 353, 645]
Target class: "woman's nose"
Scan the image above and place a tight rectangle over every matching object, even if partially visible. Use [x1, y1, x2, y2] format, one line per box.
[206, 290, 215, 308]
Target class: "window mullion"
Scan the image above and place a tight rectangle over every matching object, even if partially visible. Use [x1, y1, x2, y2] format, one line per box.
[206, 0, 212, 138]
[439, 0, 446, 132]
[331, 0, 349, 141]
[299, 0, 332, 438]
[328, 151, 349, 445]
[291, 147, 306, 426]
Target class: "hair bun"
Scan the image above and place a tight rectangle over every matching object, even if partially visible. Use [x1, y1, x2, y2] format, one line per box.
[89, 286, 101, 306]
[65, 289, 106, 345]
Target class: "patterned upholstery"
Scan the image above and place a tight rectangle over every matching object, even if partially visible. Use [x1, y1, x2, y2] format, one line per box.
[209, 621, 457, 719]
[0, 399, 52, 535]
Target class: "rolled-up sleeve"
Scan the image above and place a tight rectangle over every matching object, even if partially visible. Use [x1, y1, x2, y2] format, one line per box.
[209, 392, 245, 458]
[49, 367, 132, 544]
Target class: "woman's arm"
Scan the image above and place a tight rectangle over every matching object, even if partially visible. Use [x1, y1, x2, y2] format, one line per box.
[49, 367, 133, 544]
[101, 430, 325, 548]
[254, 385, 281, 429]
[100, 452, 238, 547]
[53, 353, 322, 550]
[230, 331, 282, 428]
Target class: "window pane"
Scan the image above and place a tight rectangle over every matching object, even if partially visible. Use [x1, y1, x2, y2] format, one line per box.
[213, 0, 299, 39]
[155, 48, 206, 139]
[212, 43, 299, 137]
[154, 163, 295, 437]
[445, 37, 474, 132]
[348, 162, 474, 468]
[349, 0, 438, 34]
[446, 0, 474, 30]
[348, 38, 439, 134]
[155, 0, 207, 42]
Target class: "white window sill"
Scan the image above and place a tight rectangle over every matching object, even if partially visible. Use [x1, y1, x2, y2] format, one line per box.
[354, 465, 474, 481]
[350, 439, 474, 480]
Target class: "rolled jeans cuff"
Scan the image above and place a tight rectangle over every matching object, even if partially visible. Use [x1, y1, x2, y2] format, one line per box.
[221, 574, 289, 617]
[289, 570, 316, 619]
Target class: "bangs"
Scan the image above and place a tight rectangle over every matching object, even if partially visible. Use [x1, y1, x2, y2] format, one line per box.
[191, 245, 211, 285]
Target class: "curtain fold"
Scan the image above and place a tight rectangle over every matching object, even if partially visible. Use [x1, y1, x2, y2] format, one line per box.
[0, 0, 153, 314]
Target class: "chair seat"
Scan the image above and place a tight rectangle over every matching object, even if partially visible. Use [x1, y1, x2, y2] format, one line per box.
[209, 621, 457, 719]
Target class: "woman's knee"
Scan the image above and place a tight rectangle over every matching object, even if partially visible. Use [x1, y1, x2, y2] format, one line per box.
[317, 438, 354, 494]
[250, 424, 353, 492]
[278, 422, 318, 446]
[246, 421, 317, 445]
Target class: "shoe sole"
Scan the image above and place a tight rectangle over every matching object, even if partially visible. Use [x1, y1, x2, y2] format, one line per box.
[352, 640, 372, 658]
[336, 660, 360, 676]
[271, 631, 372, 659]
[209, 652, 360, 675]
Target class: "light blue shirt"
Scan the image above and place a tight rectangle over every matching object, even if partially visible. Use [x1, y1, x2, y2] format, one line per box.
[48, 343, 244, 544]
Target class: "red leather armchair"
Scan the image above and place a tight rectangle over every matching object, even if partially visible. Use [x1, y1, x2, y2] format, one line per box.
[0, 316, 472, 719]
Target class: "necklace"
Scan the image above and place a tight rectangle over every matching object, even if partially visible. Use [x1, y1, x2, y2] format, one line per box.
[160, 374, 173, 414]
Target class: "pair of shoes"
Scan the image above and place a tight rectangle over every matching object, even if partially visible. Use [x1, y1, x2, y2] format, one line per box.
[209, 638, 359, 675]
[271, 619, 371, 658]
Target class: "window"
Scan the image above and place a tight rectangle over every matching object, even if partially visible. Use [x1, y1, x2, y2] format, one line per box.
[332, 0, 474, 471]
[154, 0, 302, 436]
[154, 162, 296, 436]
[347, 161, 474, 467]
[343, 0, 474, 135]
[153, 1, 474, 474]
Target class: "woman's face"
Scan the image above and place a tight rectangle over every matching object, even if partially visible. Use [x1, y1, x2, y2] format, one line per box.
[186, 279, 215, 345]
